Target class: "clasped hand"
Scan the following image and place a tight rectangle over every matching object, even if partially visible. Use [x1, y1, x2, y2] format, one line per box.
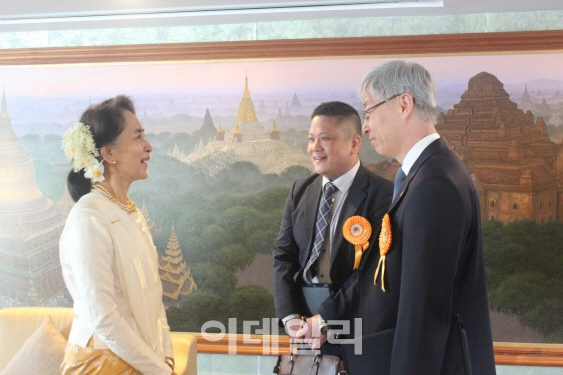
[285, 315, 327, 350]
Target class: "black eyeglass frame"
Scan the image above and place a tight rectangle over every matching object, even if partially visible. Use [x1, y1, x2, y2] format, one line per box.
[361, 93, 402, 120]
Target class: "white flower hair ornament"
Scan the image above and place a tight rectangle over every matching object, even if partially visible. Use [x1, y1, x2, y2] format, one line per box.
[62, 123, 105, 185]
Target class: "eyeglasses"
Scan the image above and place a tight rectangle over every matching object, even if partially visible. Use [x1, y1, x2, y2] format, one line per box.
[361, 94, 402, 120]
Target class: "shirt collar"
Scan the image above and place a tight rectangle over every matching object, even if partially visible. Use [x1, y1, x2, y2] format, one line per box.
[322, 159, 361, 194]
[401, 133, 440, 175]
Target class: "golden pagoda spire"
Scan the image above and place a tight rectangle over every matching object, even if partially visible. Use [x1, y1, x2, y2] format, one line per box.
[158, 219, 197, 300]
[234, 123, 241, 134]
[215, 121, 225, 141]
[236, 74, 258, 122]
[163, 219, 182, 261]
[270, 120, 280, 140]
[243, 74, 251, 99]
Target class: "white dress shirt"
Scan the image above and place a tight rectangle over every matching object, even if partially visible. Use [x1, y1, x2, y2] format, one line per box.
[311, 159, 361, 284]
[401, 133, 441, 175]
[59, 193, 173, 375]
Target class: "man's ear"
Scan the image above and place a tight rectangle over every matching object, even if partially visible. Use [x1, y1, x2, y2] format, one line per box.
[351, 134, 361, 154]
[398, 93, 415, 119]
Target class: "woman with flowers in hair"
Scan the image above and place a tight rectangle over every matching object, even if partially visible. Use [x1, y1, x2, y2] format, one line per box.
[59, 95, 178, 375]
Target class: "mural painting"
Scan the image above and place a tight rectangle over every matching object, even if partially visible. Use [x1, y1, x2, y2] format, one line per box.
[1, 52, 563, 343]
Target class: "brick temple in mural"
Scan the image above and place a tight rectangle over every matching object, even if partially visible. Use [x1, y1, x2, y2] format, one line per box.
[0, 90, 66, 301]
[371, 71, 563, 224]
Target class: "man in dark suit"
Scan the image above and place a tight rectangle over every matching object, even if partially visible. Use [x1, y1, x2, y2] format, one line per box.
[272, 101, 393, 352]
[307, 61, 496, 374]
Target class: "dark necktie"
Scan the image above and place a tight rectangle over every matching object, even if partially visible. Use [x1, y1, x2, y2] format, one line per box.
[393, 167, 406, 200]
[304, 182, 338, 282]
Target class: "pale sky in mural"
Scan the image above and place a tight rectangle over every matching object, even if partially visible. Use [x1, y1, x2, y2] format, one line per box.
[1, 53, 562, 97]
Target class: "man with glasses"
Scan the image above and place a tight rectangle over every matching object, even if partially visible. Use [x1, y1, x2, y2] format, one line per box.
[309, 60, 496, 374]
[273, 101, 392, 355]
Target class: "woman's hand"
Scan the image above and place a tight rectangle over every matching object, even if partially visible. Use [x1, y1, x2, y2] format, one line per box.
[165, 357, 176, 373]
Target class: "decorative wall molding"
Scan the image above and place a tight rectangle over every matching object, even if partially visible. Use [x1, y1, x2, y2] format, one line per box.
[1, 30, 563, 66]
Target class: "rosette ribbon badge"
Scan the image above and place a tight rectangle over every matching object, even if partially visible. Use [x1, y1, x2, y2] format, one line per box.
[375, 213, 392, 291]
[343, 216, 372, 270]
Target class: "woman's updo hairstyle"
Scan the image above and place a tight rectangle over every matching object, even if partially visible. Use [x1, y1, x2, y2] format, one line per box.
[67, 95, 136, 202]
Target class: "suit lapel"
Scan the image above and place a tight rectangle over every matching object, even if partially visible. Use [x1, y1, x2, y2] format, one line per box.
[303, 175, 323, 261]
[387, 138, 448, 214]
[360, 141, 446, 268]
[331, 166, 368, 266]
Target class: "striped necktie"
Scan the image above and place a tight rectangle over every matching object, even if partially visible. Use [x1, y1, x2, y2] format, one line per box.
[303, 182, 338, 283]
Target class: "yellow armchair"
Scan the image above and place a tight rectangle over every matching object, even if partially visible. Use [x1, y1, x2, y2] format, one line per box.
[0, 307, 197, 375]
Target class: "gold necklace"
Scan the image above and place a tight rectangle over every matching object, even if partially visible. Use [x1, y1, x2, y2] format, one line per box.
[91, 185, 137, 214]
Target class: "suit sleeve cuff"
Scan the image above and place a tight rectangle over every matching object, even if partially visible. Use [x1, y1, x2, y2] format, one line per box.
[282, 314, 301, 326]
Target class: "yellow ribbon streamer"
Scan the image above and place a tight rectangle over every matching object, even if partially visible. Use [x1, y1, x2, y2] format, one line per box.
[354, 242, 369, 270]
[374, 254, 386, 291]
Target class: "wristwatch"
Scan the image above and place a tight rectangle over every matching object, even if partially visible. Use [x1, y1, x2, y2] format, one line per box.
[165, 357, 175, 371]
[318, 316, 329, 336]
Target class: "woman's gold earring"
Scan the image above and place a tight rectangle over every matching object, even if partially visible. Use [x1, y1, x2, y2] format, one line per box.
[112, 161, 117, 164]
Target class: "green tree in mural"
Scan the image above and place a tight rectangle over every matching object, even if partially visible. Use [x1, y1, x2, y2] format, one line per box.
[158, 185, 293, 334]
[489, 272, 551, 316]
[190, 262, 237, 298]
[521, 299, 563, 341]
[279, 165, 312, 183]
[484, 219, 563, 342]
[168, 289, 228, 332]
[216, 244, 255, 273]
[229, 286, 276, 333]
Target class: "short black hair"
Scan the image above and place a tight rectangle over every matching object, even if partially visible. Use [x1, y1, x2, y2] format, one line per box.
[311, 101, 361, 136]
